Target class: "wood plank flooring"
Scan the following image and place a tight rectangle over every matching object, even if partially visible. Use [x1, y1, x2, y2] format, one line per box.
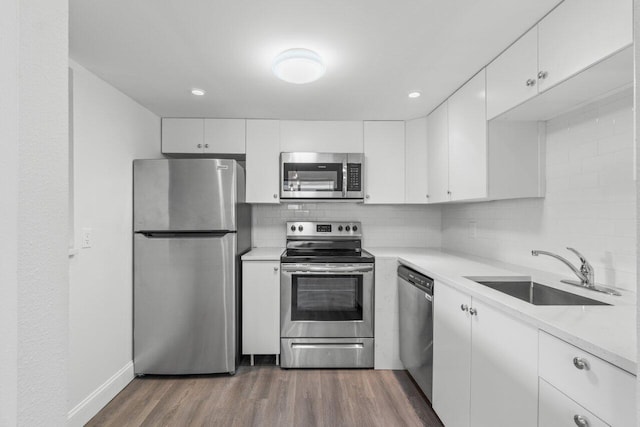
[88, 357, 444, 427]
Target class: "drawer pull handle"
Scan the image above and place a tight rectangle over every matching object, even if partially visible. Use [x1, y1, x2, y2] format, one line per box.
[573, 414, 589, 427]
[573, 357, 589, 370]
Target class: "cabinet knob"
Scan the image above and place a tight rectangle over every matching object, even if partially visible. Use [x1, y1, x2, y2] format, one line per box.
[469, 307, 477, 316]
[426, 194, 430, 199]
[197, 143, 202, 148]
[204, 143, 209, 148]
[573, 415, 589, 427]
[273, 266, 279, 272]
[447, 190, 452, 195]
[273, 194, 278, 199]
[366, 194, 370, 199]
[460, 304, 469, 312]
[537, 70, 548, 80]
[525, 78, 536, 87]
[573, 357, 589, 370]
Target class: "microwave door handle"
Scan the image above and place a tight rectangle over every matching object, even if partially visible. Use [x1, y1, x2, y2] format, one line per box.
[342, 162, 347, 198]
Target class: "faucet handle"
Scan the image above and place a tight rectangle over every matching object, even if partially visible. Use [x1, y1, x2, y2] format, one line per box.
[566, 247, 594, 283]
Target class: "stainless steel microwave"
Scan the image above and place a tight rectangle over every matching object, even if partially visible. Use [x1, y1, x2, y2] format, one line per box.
[280, 152, 364, 201]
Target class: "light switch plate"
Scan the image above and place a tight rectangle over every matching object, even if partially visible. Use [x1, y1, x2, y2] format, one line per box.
[81, 227, 92, 248]
[468, 221, 477, 239]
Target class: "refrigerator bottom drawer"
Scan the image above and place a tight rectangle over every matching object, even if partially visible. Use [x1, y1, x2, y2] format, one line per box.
[280, 338, 374, 368]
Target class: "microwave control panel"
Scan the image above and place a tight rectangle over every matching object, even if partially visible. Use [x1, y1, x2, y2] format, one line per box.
[347, 163, 362, 192]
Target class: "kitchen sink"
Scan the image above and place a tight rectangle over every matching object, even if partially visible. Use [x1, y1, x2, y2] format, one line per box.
[464, 276, 610, 306]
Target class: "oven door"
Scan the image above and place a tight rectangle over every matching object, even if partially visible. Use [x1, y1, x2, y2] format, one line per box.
[281, 263, 374, 338]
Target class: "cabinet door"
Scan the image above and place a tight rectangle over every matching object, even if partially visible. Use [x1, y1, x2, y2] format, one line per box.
[246, 120, 280, 203]
[363, 121, 405, 204]
[538, 0, 632, 91]
[469, 299, 538, 427]
[448, 70, 487, 202]
[432, 282, 471, 427]
[242, 261, 280, 355]
[280, 120, 363, 153]
[204, 119, 246, 154]
[161, 118, 204, 154]
[486, 27, 538, 120]
[404, 117, 429, 204]
[426, 102, 449, 203]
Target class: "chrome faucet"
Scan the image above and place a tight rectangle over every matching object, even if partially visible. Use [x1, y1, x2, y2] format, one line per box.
[531, 247, 620, 296]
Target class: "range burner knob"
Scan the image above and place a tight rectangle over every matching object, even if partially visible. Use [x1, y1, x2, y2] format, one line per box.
[298, 225, 304, 232]
[353, 225, 358, 232]
[338, 225, 343, 231]
[290, 225, 296, 232]
[345, 225, 351, 232]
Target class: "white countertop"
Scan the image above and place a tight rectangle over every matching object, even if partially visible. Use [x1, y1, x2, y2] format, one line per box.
[367, 247, 637, 374]
[241, 247, 284, 261]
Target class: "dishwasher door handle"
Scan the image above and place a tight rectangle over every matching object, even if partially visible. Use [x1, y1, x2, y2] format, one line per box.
[425, 293, 433, 302]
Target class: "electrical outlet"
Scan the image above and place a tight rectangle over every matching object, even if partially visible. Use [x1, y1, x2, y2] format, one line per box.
[468, 221, 477, 239]
[81, 228, 92, 248]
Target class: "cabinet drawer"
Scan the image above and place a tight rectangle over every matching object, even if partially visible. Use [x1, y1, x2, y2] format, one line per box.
[539, 379, 609, 427]
[539, 331, 635, 426]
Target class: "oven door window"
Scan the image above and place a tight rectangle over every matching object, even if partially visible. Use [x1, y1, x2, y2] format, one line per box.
[292, 275, 363, 321]
[283, 163, 343, 192]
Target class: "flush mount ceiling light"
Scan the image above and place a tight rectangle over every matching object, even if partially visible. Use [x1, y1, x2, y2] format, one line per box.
[191, 88, 206, 96]
[408, 91, 421, 99]
[272, 48, 326, 84]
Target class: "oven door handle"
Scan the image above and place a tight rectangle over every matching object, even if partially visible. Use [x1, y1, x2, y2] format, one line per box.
[281, 265, 374, 273]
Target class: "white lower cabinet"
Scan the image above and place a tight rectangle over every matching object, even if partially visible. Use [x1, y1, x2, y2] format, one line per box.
[539, 331, 635, 426]
[433, 282, 538, 427]
[539, 379, 609, 427]
[242, 261, 280, 362]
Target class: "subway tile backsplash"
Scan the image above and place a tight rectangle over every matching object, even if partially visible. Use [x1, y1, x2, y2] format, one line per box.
[442, 91, 636, 291]
[252, 203, 442, 249]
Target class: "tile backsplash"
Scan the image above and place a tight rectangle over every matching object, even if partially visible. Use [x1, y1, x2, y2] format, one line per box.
[252, 203, 442, 249]
[442, 91, 636, 291]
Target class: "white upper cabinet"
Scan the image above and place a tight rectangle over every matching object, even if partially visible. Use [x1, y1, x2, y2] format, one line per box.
[487, 0, 632, 120]
[426, 102, 449, 203]
[404, 117, 429, 204]
[486, 27, 539, 120]
[162, 118, 204, 154]
[203, 119, 246, 154]
[363, 121, 405, 204]
[246, 120, 280, 203]
[162, 118, 245, 154]
[537, 0, 632, 92]
[448, 70, 487, 202]
[279, 121, 363, 153]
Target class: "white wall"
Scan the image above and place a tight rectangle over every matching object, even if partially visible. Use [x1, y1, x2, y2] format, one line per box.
[1, 0, 69, 425]
[442, 91, 636, 292]
[252, 204, 442, 248]
[68, 61, 161, 425]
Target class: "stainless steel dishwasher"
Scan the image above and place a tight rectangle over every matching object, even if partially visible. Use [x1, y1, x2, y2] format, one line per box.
[398, 265, 434, 402]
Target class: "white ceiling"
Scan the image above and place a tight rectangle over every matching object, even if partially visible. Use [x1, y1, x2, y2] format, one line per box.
[70, 0, 562, 120]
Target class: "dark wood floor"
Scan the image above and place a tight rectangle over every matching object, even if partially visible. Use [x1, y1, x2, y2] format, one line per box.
[87, 356, 444, 427]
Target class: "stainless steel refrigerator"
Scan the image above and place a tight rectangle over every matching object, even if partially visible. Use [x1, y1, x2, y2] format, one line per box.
[133, 159, 251, 375]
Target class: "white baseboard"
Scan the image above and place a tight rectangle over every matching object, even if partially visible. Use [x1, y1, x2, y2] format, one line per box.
[67, 361, 134, 427]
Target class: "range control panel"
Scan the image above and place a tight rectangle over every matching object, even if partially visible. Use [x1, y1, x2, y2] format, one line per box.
[286, 221, 362, 238]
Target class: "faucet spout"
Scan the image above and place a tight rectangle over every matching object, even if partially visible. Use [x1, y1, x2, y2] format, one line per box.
[531, 250, 588, 284]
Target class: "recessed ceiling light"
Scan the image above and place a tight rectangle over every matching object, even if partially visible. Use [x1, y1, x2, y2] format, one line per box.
[191, 88, 206, 96]
[272, 48, 326, 84]
[408, 91, 421, 99]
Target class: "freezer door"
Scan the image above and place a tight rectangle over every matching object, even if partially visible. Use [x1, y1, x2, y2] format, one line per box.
[134, 159, 237, 232]
[134, 232, 236, 374]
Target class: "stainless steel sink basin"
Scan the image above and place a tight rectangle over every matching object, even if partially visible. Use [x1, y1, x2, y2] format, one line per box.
[464, 276, 610, 306]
